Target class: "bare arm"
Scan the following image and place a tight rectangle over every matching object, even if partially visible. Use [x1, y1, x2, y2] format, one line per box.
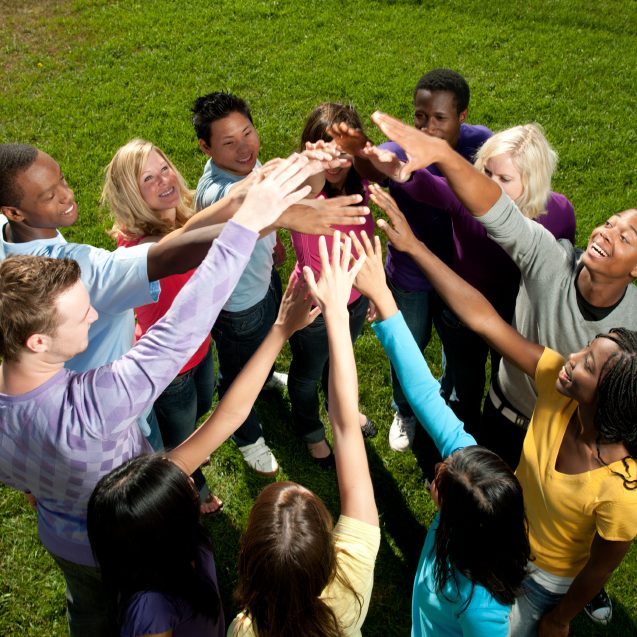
[169, 279, 319, 474]
[146, 224, 227, 281]
[371, 111, 501, 216]
[539, 535, 631, 637]
[303, 234, 378, 526]
[369, 184, 543, 377]
[147, 155, 316, 281]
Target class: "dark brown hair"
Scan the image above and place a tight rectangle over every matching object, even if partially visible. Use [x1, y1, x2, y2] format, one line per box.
[0, 255, 81, 361]
[300, 102, 365, 199]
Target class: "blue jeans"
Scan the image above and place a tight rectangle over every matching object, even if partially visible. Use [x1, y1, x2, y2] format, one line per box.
[509, 575, 564, 637]
[387, 278, 433, 418]
[212, 274, 280, 447]
[153, 346, 215, 496]
[288, 295, 369, 443]
[51, 553, 117, 637]
[143, 405, 164, 451]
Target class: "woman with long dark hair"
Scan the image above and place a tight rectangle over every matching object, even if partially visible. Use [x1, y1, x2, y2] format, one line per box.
[286, 103, 377, 467]
[352, 230, 529, 637]
[88, 270, 323, 637]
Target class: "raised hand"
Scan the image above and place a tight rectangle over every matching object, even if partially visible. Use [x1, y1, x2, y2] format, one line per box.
[279, 194, 369, 235]
[371, 111, 447, 178]
[275, 274, 321, 337]
[326, 122, 370, 157]
[369, 183, 420, 254]
[303, 231, 366, 317]
[360, 144, 408, 182]
[302, 140, 351, 171]
[349, 229, 397, 321]
[234, 154, 314, 232]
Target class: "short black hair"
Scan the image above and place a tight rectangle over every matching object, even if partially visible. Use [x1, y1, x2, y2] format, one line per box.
[414, 69, 470, 115]
[191, 91, 253, 144]
[0, 143, 39, 207]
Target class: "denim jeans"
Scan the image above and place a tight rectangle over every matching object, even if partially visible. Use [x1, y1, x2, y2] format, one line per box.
[509, 575, 564, 637]
[50, 553, 117, 637]
[143, 405, 164, 451]
[153, 346, 215, 496]
[387, 278, 433, 419]
[212, 273, 280, 447]
[434, 303, 501, 439]
[288, 295, 369, 443]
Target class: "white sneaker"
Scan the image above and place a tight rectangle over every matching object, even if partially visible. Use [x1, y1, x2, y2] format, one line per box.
[239, 437, 279, 476]
[389, 412, 416, 452]
[262, 371, 288, 391]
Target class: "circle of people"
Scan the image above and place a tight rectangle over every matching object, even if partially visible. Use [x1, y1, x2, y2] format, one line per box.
[0, 68, 636, 637]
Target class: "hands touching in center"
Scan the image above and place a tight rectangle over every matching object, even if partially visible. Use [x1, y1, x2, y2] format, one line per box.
[234, 154, 315, 232]
[327, 122, 409, 183]
[371, 111, 448, 178]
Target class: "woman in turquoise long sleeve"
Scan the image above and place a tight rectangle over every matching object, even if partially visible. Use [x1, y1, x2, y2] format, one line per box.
[352, 231, 529, 637]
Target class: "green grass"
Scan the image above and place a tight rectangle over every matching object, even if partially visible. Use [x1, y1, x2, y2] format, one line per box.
[1, 0, 636, 635]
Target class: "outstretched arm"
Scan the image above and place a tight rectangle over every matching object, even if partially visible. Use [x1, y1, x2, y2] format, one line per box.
[169, 278, 319, 474]
[146, 155, 316, 280]
[351, 231, 474, 459]
[371, 111, 501, 216]
[303, 233, 378, 526]
[368, 184, 544, 378]
[326, 122, 388, 183]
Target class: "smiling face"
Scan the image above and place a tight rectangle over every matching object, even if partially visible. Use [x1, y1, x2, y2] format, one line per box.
[556, 337, 620, 405]
[3, 151, 78, 238]
[199, 111, 260, 176]
[324, 161, 352, 190]
[582, 209, 637, 281]
[482, 152, 524, 201]
[138, 149, 181, 219]
[413, 89, 466, 149]
[48, 280, 99, 362]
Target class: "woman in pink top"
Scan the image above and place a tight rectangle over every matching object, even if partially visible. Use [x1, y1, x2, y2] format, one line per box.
[288, 104, 376, 466]
[102, 139, 222, 515]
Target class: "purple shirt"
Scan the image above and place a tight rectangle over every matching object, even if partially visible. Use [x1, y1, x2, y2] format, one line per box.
[382, 123, 492, 292]
[0, 222, 256, 565]
[121, 546, 224, 637]
[400, 169, 576, 318]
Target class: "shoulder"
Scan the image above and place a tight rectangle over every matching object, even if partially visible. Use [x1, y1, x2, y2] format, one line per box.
[546, 191, 574, 213]
[333, 515, 381, 565]
[535, 347, 564, 386]
[227, 612, 254, 637]
[458, 123, 493, 158]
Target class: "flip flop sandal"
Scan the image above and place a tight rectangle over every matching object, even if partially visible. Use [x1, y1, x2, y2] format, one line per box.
[200, 493, 224, 516]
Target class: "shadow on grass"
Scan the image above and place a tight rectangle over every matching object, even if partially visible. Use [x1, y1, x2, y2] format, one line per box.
[235, 388, 429, 636]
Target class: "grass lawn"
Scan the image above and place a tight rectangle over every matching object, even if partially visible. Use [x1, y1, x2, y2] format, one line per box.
[1, 0, 636, 635]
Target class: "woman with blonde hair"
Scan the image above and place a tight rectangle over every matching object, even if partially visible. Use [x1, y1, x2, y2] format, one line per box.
[102, 138, 223, 514]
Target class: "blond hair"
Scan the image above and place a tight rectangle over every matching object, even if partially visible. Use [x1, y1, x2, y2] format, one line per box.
[101, 139, 194, 240]
[474, 123, 557, 220]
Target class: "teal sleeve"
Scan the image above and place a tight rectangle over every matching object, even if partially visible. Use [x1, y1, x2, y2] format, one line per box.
[372, 311, 476, 458]
[458, 604, 511, 637]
